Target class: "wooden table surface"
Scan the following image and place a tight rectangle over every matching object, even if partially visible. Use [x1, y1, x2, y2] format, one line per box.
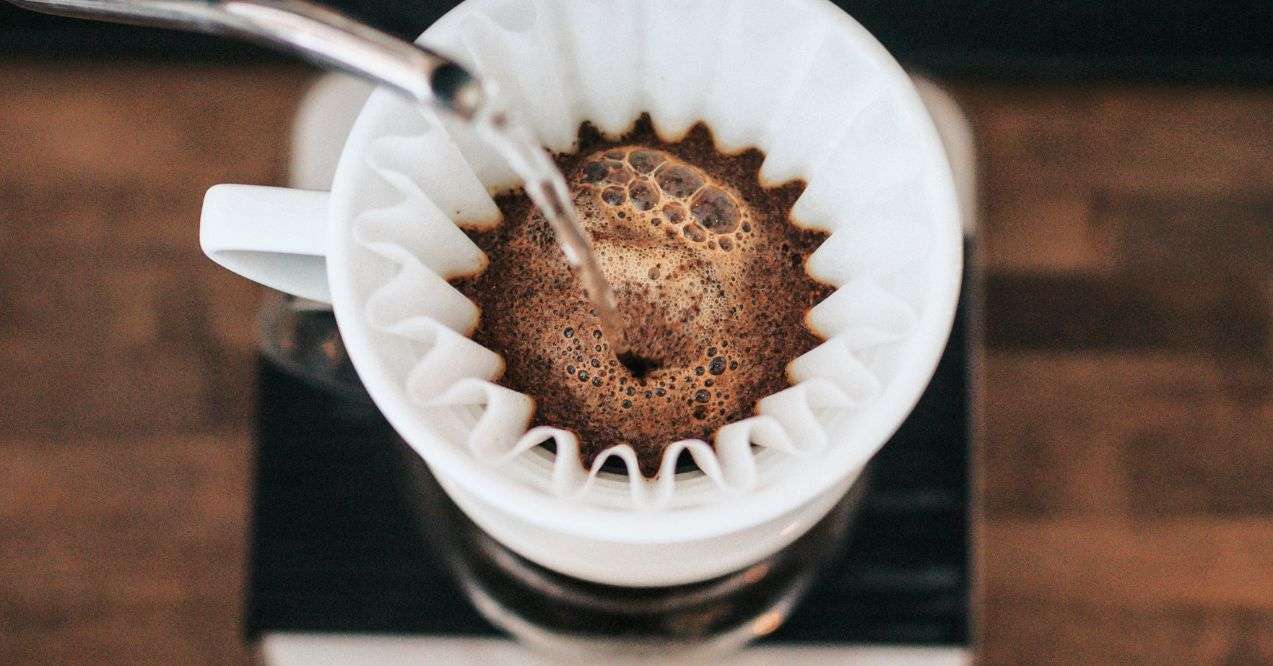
[1, 61, 1270, 664]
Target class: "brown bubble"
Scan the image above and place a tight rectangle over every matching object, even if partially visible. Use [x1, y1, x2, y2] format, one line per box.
[628, 150, 666, 174]
[581, 161, 607, 183]
[709, 356, 726, 375]
[690, 187, 740, 233]
[655, 164, 703, 198]
[662, 202, 686, 224]
[604, 161, 633, 185]
[630, 179, 658, 211]
[601, 187, 625, 205]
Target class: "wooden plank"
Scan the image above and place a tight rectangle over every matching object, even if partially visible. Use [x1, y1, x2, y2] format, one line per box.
[984, 271, 1271, 357]
[0, 259, 256, 438]
[1094, 190, 1273, 274]
[0, 178, 215, 256]
[952, 84, 1273, 195]
[0, 433, 252, 664]
[0, 61, 311, 185]
[0, 60, 299, 664]
[982, 517, 1273, 613]
[980, 596, 1272, 665]
[982, 190, 1112, 273]
[985, 352, 1273, 520]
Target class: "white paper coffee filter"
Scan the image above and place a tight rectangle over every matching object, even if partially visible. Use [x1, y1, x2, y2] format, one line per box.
[346, 0, 954, 511]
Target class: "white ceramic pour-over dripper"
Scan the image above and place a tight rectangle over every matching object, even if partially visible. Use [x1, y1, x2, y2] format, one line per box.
[201, 0, 961, 587]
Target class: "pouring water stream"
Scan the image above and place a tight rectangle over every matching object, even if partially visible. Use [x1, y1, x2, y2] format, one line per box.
[472, 107, 630, 358]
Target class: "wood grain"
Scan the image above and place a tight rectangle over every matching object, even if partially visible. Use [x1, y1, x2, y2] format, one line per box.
[0, 62, 1271, 663]
[0, 60, 311, 665]
[955, 82, 1273, 665]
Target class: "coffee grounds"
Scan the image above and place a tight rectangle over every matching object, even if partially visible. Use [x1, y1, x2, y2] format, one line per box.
[451, 115, 832, 478]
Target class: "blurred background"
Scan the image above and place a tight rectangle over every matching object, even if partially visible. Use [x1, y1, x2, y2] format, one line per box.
[2, 1, 1271, 663]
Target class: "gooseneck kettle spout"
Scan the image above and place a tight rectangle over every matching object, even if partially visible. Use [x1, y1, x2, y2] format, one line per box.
[4, 0, 487, 118]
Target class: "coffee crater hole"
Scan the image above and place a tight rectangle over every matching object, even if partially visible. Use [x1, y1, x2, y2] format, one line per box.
[616, 350, 661, 380]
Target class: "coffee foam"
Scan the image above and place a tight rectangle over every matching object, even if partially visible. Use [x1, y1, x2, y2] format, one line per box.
[453, 119, 832, 476]
[346, 0, 952, 511]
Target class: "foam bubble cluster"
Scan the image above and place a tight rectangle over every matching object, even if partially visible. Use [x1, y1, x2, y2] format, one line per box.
[568, 145, 764, 368]
[452, 117, 831, 477]
[578, 147, 745, 244]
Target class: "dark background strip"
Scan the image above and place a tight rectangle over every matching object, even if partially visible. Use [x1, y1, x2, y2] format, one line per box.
[4, 1, 1273, 84]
